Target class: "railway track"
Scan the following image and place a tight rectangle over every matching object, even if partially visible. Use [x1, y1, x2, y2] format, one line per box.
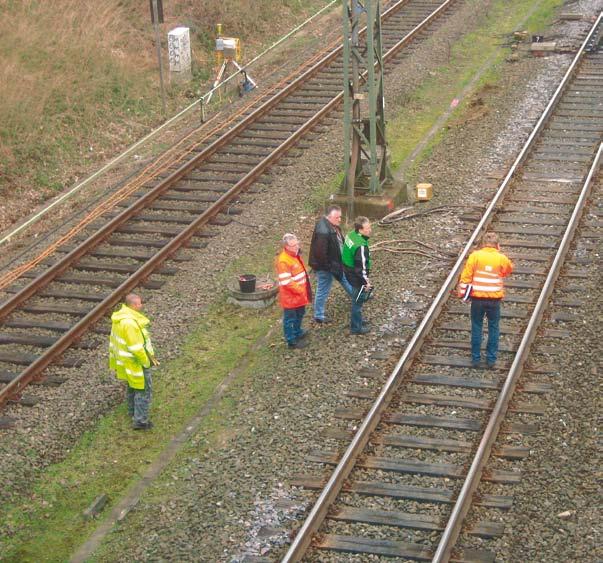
[283, 14, 602, 562]
[0, 0, 463, 421]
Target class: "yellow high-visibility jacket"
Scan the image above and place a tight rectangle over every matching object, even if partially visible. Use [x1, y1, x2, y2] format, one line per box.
[109, 305, 155, 389]
[458, 246, 513, 299]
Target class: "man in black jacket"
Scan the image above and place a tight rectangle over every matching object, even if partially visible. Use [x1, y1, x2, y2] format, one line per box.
[308, 205, 354, 323]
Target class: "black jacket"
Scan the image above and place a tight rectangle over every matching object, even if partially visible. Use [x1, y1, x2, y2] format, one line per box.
[308, 217, 345, 277]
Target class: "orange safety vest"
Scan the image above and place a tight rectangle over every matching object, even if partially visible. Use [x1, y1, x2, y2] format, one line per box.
[458, 246, 513, 299]
[275, 248, 311, 309]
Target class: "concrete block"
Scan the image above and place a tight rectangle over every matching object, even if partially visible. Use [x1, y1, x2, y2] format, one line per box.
[227, 278, 278, 309]
[168, 27, 191, 74]
[329, 178, 407, 221]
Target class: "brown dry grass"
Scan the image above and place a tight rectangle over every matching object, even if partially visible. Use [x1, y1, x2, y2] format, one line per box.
[0, 0, 154, 195]
[0, 0, 330, 222]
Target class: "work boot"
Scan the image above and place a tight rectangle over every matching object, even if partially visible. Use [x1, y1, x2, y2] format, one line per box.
[313, 317, 331, 324]
[351, 327, 370, 335]
[133, 421, 153, 430]
[470, 360, 482, 369]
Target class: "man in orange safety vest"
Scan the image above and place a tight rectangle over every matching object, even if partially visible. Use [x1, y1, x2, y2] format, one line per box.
[458, 232, 513, 369]
[275, 233, 312, 349]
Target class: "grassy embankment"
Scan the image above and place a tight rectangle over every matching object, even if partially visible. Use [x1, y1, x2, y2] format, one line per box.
[0, 0, 564, 560]
[0, 0, 328, 219]
[387, 0, 564, 182]
[0, 1, 154, 197]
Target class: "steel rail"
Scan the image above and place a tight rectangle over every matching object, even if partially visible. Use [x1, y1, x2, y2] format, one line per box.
[0, 0, 417, 325]
[432, 142, 602, 561]
[281, 11, 602, 562]
[0, 96, 342, 408]
[432, 18, 603, 562]
[0, 0, 454, 408]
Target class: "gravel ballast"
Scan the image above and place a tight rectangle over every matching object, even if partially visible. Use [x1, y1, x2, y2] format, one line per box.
[0, 1, 600, 561]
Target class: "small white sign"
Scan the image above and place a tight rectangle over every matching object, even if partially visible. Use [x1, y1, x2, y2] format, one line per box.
[168, 27, 191, 72]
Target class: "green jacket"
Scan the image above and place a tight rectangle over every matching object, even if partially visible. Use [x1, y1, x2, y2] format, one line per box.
[109, 305, 155, 389]
[342, 230, 371, 287]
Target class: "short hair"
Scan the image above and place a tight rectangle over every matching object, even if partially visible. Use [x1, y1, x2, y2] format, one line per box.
[482, 232, 499, 247]
[326, 205, 341, 217]
[125, 293, 141, 306]
[282, 233, 298, 246]
[354, 216, 370, 232]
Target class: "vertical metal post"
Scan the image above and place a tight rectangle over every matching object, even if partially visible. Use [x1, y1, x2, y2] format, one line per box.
[342, 0, 363, 218]
[342, 0, 352, 216]
[341, 0, 391, 204]
[374, 0, 388, 185]
[366, 0, 379, 193]
[200, 95, 206, 123]
[152, 0, 167, 117]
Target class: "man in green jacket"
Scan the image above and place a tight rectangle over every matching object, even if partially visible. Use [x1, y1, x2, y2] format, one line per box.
[342, 216, 373, 335]
[109, 293, 158, 430]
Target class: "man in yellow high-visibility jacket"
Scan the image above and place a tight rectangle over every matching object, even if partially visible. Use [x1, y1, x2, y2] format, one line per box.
[109, 293, 158, 430]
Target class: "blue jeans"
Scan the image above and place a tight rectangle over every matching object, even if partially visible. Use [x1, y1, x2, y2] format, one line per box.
[350, 286, 365, 333]
[470, 299, 501, 364]
[313, 270, 354, 321]
[283, 306, 306, 345]
[126, 369, 152, 424]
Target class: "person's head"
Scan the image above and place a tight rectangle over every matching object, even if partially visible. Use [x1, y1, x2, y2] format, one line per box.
[482, 232, 499, 249]
[282, 233, 300, 254]
[125, 293, 143, 311]
[325, 205, 342, 227]
[355, 216, 371, 237]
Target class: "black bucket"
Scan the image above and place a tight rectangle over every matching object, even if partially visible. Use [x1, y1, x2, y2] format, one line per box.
[238, 274, 256, 293]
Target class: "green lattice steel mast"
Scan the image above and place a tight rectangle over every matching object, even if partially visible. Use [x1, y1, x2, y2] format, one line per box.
[342, 0, 391, 217]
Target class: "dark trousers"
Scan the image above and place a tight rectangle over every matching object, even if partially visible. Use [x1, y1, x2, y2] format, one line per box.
[350, 286, 365, 333]
[126, 369, 152, 424]
[313, 270, 354, 321]
[470, 298, 501, 364]
[283, 306, 306, 345]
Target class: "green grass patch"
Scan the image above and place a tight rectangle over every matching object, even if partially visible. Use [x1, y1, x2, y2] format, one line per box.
[387, 0, 564, 181]
[0, 301, 272, 563]
[90, 326, 285, 562]
[301, 170, 345, 216]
